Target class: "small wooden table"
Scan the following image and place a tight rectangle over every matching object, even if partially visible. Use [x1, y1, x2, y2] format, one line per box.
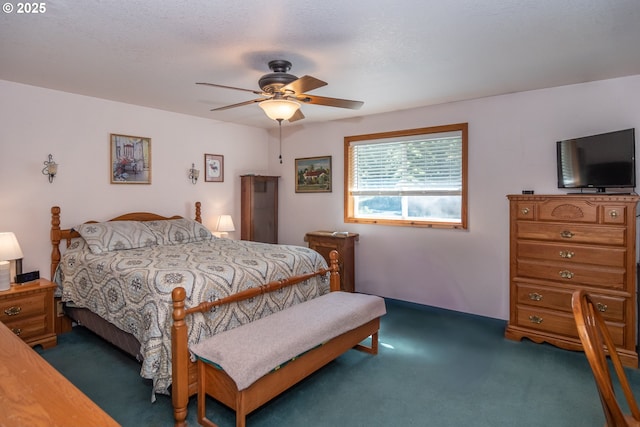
[304, 231, 359, 292]
[0, 321, 120, 427]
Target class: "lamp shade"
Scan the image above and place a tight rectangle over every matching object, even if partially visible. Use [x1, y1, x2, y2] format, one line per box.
[259, 99, 300, 121]
[0, 232, 23, 261]
[216, 215, 235, 232]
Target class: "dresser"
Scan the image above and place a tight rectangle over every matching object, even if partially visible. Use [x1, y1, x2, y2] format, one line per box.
[505, 194, 639, 367]
[0, 279, 57, 349]
[304, 231, 359, 292]
[241, 175, 279, 244]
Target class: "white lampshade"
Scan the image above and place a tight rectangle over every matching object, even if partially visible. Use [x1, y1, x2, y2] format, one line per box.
[0, 232, 23, 262]
[216, 215, 235, 232]
[259, 99, 300, 121]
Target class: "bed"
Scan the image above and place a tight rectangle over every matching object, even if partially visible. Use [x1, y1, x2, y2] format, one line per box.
[50, 202, 333, 423]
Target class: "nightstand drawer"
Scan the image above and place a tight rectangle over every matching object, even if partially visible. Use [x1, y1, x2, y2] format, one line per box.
[0, 294, 46, 322]
[4, 314, 47, 340]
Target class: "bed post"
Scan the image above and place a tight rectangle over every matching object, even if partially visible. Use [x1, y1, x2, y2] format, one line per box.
[51, 206, 62, 280]
[329, 250, 340, 292]
[194, 201, 202, 223]
[171, 287, 189, 427]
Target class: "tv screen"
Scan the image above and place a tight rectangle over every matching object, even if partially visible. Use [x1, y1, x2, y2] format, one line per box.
[557, 128, 636, 192]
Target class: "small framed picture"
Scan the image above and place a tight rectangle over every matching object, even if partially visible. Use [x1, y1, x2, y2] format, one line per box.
[205, 154, 224, 182]
[110, 133, 151, 184]
[295, 156, 332, 193]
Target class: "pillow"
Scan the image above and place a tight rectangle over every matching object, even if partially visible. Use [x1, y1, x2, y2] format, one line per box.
[143, 218, 212, 245]
[75, 221, 158, 254]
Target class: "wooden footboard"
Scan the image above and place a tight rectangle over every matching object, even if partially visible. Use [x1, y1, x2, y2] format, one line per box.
[171, 251, 344, 427]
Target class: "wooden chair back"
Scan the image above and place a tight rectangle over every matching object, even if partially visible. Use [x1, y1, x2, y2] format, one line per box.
[571, 289, 640, 427]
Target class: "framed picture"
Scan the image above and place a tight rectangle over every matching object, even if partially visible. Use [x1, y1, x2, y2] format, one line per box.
[205, 154, 224, 182]
[295, 156, 332, 193]
[110, 134, 151, 184]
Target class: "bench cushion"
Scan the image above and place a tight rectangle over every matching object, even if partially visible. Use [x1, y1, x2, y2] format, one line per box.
[189, 291, 386, 390]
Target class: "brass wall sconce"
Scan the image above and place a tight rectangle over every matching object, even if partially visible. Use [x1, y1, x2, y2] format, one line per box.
[42, 154, 58, 183]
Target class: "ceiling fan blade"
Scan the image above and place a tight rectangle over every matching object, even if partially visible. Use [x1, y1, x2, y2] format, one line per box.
[282, 75, 327, 94]
[296, 94, 364, 110]
[288, 109, 305, 123]
[210, 98, 264, 111]
[197, 82, 263, 95]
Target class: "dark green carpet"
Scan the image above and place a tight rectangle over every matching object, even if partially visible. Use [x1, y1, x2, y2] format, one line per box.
[37, 298, 633, 426]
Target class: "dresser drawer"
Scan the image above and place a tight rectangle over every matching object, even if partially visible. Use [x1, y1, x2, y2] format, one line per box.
[517, 259, 625, 289]
[515, 282, 625, 321]
[4, 314, 48, 340]
[516, 221, 626, 246]
[602, 205, 628, 225]
[516, 306, 625, 347]
[0, 294, 46, 323]
[517, 241, 626, 267]
[537, 199, 598, 223]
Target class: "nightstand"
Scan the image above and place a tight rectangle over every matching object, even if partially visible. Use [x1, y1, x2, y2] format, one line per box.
[304, 231, 359, 292]
[0, 279, 57, 349]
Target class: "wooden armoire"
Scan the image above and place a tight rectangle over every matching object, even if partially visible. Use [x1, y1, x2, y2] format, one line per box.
[240, 175, 279, 244]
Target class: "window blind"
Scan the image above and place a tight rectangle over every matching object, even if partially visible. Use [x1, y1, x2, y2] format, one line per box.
[349, 131, 463, 196]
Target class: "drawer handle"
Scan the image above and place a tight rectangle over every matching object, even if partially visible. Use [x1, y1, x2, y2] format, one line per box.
[528, 292, 543, 301]
[559, 270, 574, 279]
[521, 208, 530, 215]
[559, 250, 575, 259]
[596, 303, 608, 313]
[4, 306, 22, 316]
[560, 230, 574, 239]
[528, 315, 543, 324]
[11, 328, 22, 336]
[609, 210, 618, 218]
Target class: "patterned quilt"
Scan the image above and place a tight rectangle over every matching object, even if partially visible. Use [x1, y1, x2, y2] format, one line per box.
[55, 219, 329, 397]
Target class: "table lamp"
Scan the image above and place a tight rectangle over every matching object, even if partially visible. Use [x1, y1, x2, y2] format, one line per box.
[215, 215, 235, 239]
[0, 232, 23, 291]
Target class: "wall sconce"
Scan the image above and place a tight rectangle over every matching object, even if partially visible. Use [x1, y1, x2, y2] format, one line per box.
[214, 215, 235, 238]
[188, 163, 200, 184]
[0, 232, 23, 291]
[42, 154, 58, 183]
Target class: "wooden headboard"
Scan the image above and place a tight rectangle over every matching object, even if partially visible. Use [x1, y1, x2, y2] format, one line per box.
[50, 201, 202, 279]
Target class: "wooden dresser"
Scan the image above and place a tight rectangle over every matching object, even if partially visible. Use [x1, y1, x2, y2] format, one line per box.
[304, 231, 359, 292]
[505, 194, 639, 367]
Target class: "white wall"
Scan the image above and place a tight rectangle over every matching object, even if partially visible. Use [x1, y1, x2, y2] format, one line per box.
[269, 75, 640, 320]
[2, 76, 639, 321]
[0, 80, 267, 279]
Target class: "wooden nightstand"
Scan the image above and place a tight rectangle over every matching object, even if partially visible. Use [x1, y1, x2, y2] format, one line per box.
[0, 279, 57, 349]
[304, 231, 359, 292]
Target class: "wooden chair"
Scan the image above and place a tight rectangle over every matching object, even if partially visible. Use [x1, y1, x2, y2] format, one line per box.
[571, 289, 640, 427]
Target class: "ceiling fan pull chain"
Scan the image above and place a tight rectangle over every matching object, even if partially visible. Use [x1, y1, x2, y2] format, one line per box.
[278, 118, 283, 164]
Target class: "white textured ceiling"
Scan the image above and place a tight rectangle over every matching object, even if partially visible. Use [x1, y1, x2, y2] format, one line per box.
[1, 0, 640, 128]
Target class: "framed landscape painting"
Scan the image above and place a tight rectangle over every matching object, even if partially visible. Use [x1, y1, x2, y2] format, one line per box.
[295, 156, 332, 193]
[110, 133, 151, 184]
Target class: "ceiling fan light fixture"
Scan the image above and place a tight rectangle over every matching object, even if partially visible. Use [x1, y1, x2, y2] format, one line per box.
[259, 99, 300, 121]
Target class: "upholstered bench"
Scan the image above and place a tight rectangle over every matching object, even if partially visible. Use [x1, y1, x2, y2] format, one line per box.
[171, 250, 386, 427]
[190, 291, 385, 426]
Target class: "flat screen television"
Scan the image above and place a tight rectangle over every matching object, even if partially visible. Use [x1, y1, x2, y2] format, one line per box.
[556, 128, 636, 192]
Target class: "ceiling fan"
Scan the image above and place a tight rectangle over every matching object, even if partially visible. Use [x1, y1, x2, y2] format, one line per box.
[197, 59, 364, 122]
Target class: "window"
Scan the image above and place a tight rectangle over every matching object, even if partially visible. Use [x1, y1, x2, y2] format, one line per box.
[344, 123, 468, 229]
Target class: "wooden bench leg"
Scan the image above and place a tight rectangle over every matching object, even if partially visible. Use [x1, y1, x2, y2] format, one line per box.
[354, 332, 379, 355]
[197, 360, 218, 427]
